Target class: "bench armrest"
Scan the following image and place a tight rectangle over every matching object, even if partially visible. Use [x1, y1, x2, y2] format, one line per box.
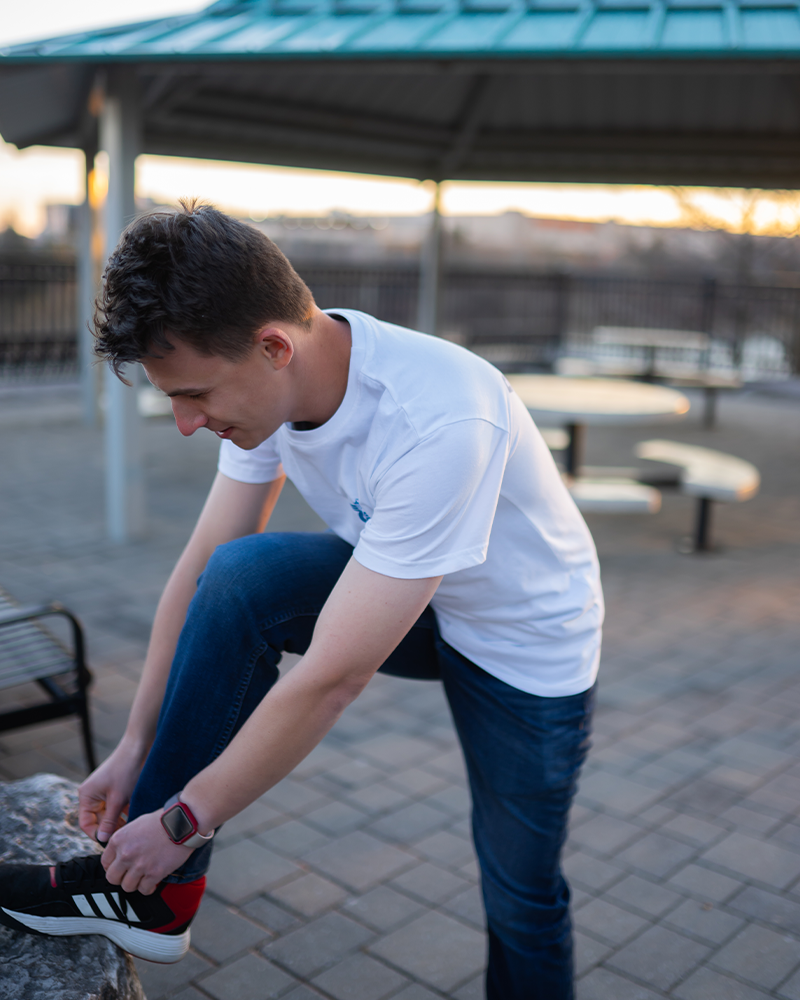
[0, 602, 66, 627]
[0, 602, 89, 681]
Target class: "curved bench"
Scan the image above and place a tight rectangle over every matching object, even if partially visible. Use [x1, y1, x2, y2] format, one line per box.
[634, 439, 760, 550]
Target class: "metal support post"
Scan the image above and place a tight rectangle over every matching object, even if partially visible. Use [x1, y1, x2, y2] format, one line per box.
[693, 496, 713, 552]
[416, 183, 442, 336]
[702, 386, 718, 429]
[100, 69, 145, 543]
[564, 422, 585, 478]
[78, 145, 98, 426]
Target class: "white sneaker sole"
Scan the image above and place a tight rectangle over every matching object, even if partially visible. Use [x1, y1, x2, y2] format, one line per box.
[1, 907, 190, 963]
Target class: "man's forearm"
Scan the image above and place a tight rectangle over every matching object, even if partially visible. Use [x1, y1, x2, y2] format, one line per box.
[181, 650, 366, 832]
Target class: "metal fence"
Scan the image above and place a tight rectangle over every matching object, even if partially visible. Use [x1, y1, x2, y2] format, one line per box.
[1, 258, 798, 381]
[0, 258, 79, 381]
[302, 265, 799, 376]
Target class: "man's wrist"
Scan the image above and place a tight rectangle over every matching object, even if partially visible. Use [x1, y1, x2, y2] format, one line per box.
[160, 793, 215, 848]
[179, 786, 217, 836]
[118, 730, 153, 766]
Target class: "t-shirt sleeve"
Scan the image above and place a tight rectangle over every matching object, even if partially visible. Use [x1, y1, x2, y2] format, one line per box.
[217, 437, 283, 484]
[354, 418, 508, 579]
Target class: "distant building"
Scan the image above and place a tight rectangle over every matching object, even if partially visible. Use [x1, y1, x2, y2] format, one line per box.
[29, 201, 800, 285]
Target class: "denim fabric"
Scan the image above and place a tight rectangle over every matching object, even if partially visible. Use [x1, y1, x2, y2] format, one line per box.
[130, 531, 594, 999]
[439, 644, 595, 999]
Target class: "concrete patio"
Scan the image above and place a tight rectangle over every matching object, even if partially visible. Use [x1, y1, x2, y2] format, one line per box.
[0, 379, 798, 1000]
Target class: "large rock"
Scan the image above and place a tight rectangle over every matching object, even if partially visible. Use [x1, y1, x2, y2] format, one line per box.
[0, 774, 145, 1000]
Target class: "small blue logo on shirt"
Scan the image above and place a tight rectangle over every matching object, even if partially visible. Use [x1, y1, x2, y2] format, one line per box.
[350, 499, 371, 523]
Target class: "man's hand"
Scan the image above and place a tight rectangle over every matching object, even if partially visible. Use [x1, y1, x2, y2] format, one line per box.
[78, 740, 148, 844]
[101, 810, 194, 895]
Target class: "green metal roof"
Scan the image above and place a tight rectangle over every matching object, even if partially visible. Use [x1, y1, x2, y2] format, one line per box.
[4, 0, 800, 60]
[2, 0, 800, 187]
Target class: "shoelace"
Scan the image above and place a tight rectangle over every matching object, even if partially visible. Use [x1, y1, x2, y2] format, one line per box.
[56, 854, 146, 926]
[56, 854, 107, 890]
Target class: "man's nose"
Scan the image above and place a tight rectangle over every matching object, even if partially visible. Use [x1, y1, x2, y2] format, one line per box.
[172, 400, 208, 437]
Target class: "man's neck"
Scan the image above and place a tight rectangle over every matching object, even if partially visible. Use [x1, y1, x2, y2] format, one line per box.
[290, 310, 351, 429]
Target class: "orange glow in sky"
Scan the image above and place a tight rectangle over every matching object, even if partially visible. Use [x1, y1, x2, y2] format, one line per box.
[4, 138, 800, 241]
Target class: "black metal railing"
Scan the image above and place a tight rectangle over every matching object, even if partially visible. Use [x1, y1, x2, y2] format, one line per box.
[1, 257, 798, 379]
[0, 259, 79, 380]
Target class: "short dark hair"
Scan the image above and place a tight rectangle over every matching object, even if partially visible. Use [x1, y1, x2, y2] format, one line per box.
[93, 200, 315, 378]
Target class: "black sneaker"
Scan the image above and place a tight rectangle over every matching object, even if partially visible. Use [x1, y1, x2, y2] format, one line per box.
[0, 853, 205, 963]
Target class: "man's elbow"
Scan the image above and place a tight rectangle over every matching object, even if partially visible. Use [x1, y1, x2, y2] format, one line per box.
[323, 670, 375, 717]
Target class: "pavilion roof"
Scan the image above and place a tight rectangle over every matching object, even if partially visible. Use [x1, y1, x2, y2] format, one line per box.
[4, 0, 800, 61]
[2, 0, 800, 186]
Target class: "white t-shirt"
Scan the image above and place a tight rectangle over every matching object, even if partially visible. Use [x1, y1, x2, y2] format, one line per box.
[218, 309, 603, 697]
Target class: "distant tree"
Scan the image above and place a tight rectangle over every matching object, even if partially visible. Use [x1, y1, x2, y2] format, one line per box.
[669, 188, 800, 371]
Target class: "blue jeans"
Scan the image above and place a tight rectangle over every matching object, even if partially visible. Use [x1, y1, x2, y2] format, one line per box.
[129, 532, 595, 1000]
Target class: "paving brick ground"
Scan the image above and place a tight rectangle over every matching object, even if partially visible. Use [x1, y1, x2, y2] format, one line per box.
[0, 379, 798, 999]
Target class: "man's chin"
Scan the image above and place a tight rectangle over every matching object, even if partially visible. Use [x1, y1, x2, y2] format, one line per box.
[221, 431, 269, 451]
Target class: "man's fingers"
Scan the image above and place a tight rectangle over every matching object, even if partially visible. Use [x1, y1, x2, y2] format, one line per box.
[123, 871, 159, 895]
[101, 811, 193, 897]
[78, 790, 104, 838]
[78, 811, 99, 838]
[104, 851, 165, 895]
[78, 782, 129, 841]
[97, 794, 129, 843]
[100, 840, 116, 875]
[120, 867, 144, 894]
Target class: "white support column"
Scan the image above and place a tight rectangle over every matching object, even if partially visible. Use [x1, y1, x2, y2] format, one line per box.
[416, 182, 442, 336]
[78, 146, 98, 426]
[100, 69, 145, 543]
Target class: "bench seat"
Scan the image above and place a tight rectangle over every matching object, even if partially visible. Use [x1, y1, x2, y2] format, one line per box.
[635, 440, 760, 502]
[567, 477, 662, 514]
[634, 439, 760, 550]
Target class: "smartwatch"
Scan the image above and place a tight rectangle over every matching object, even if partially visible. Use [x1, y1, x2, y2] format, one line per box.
[160, 793, 215, 849]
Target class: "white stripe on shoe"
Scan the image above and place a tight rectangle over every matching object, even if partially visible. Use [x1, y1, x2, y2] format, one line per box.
[72, 894, 95, 918]
[74, 891, 139, 924]
[0, 907, 190, 963]
[93, 894, 118, 920]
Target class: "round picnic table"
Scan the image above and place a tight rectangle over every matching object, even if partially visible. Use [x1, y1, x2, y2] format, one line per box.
[507, 375, 691, 476]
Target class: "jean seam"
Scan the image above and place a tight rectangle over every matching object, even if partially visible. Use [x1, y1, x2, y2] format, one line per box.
[211, 638, 268, 760]
[257, 606, 326, 632]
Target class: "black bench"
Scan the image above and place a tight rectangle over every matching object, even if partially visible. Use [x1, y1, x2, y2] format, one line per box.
[0, 587, 96, 773]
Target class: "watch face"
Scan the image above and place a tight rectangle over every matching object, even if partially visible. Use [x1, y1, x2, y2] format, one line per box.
[162, 804, 195, 843]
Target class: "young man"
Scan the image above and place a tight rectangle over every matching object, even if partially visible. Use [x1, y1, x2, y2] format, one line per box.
[0, 203, 602, 999]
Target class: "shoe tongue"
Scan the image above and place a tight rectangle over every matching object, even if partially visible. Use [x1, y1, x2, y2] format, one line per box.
[58, 853, 105, 887]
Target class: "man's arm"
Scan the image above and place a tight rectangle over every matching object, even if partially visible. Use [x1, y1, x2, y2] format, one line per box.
[78, 471, 285, 843]
[101, 560, 442, 893]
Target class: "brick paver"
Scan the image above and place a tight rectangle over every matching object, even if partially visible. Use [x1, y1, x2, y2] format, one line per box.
[1, 381, 799, 998]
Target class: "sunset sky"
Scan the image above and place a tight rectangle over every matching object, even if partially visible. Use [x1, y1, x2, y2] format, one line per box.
[2, 1, 799, 239]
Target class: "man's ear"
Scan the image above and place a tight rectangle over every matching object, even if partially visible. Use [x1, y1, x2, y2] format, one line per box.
[256, 327, 294, 371]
